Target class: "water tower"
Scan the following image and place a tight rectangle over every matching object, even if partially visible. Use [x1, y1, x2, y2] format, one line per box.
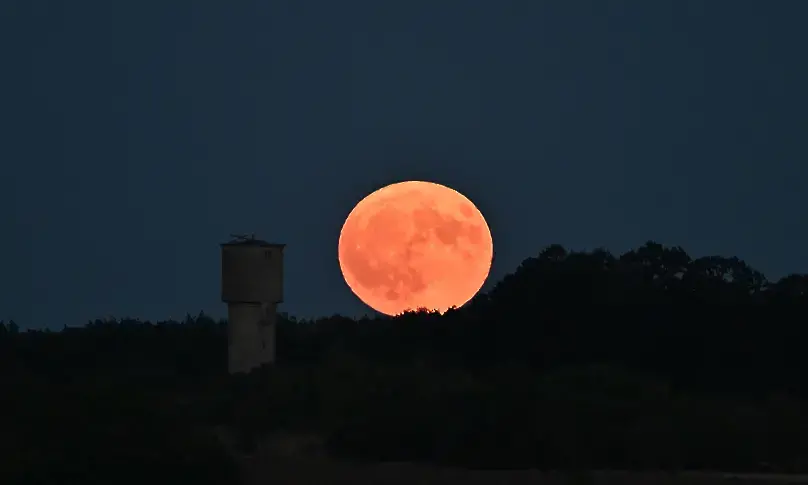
[221, 234, 285, 374]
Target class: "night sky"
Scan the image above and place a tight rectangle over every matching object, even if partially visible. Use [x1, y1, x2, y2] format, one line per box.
[2, 1, 806, 328]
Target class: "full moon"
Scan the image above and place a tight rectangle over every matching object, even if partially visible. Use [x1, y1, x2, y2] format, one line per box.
[338, 180, 494, 316]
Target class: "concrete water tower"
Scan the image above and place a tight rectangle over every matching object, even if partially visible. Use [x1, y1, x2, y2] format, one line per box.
[221, 234, 285, 374]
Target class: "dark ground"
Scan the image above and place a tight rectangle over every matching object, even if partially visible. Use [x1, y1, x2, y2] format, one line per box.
[222, 429, 808, 485]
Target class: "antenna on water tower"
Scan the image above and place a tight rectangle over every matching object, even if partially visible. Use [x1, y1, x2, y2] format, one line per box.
[221, 234, 285, 374]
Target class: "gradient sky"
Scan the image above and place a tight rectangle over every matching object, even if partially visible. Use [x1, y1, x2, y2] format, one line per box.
[2, 1, 806, 328]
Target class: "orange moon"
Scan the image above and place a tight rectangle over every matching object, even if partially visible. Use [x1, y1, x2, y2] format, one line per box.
[338, 180, 493, 316]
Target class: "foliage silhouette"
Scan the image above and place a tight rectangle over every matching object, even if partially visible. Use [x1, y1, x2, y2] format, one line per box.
[2, 242, 808, 482]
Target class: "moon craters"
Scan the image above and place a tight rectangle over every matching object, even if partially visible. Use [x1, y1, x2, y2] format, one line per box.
[338, 181, 493, 315]
[340, 206, 428, 302]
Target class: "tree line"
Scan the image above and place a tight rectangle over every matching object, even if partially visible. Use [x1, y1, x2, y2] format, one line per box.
[2, 241, 808, 483]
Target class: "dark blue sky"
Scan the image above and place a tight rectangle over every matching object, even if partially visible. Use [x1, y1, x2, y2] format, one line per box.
[2, 1, 805, 328]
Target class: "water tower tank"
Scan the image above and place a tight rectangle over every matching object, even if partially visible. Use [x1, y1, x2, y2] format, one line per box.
[221, 234, 285, 374]
[222, 236, 284, 303]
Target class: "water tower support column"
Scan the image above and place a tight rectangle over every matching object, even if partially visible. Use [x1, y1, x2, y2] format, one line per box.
[227, 302, 278, 374]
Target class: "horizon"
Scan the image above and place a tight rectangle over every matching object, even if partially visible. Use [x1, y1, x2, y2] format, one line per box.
[5, 240, 802, 330]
